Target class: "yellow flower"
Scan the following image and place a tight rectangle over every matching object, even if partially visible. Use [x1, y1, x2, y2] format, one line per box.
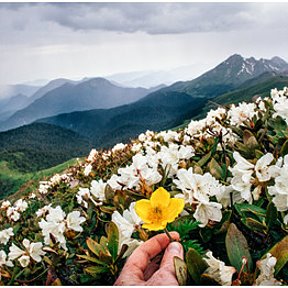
[135, 187, 185, 231]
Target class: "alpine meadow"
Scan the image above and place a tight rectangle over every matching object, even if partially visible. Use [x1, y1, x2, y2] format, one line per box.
[0, 2, 288, 286]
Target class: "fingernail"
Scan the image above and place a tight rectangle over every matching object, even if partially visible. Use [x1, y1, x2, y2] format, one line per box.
[167, 242, 181, 253]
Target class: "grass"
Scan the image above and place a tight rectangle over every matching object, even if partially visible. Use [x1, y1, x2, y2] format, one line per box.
[0, 158, 80, 201]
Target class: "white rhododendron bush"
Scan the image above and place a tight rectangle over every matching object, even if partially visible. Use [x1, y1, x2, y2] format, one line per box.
[0, 87, 288, 285]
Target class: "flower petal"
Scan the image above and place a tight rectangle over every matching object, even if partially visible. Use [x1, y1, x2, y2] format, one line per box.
[135, 199, 152, 223]
[142, 222, 166, 231]
[150, 187, 170, 208]
[165, 198, 185, 223]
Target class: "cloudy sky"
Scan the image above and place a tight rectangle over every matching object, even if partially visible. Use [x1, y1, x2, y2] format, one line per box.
[0, 2, 288, 87]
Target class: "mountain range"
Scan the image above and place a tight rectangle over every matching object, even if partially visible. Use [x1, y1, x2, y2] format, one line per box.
[0, 78, 159, 131]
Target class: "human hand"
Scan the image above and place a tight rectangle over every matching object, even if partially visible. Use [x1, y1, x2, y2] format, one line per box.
[114, 232, 183, 286]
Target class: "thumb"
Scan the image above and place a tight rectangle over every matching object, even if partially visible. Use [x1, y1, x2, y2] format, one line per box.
[160, 241, 184, 270]
[149, 242, 184, 285]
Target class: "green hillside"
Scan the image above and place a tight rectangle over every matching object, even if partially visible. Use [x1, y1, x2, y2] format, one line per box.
[0, 123, 92, 198]
[0, 158, 79, 200]
[194, 74, 288, 120]
[0, 122, 92, 173]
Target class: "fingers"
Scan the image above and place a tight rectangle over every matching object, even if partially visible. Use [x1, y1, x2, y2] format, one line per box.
[149, 241, 184, 286]
[125, 232, 180, 275]
[114, 232, 180, 285]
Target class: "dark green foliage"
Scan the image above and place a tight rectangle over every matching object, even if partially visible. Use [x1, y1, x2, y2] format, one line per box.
[0, 123, 92, 173]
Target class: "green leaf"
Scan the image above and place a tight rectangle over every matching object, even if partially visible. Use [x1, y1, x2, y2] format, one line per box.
[280, 139, 288, 156]
[105, 184, 115, 201]
[77, 255, 107, 266]
[241, 217, 267, 233]
[84, 266, 109, 278]
[266, 202, 278, 229]
[225, 223, 253, 272]
[167, 216, 199, 239]
[107, 222, 119, 261]
[268, 235, 288, 275]
[182, 240, 205, 255]
[198, 151, 212, 167]
[214, 210, 232, 235]
[208, 158, 224, 180]
[255, 149, 264, 159]
[185, 248, 208, 284]
[86, 238, 105, 257]
[100, 206, 116, 214]
[234, 203, 266, 222]
[243, 130, 259, 149]
[174, 256, 187, 286]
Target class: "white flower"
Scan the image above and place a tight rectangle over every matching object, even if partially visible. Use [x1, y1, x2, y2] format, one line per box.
[14, 199, 28, 212]
[228, 102, 256, 126]
[29, 193, 36, 199]
[255, 253, 281, 286]
[102, 151, 112, 161]
[39, 206, 67, 250]
[204, 251, 236, 286]
[50, 174, 62, 186]
[268, 164, 288, 212]
[46, 206, 66, 223]
[1, 200, 11, 209]
[36, 204, 52, 218]
[0, 250, 13, 268]
[8, 243, 25, 261]
[131, 143, 142, 153]
[112, 202, 142, 239]
[112, 202, 143, 258]
[140, 167, 162, 187]
[271, 87, 288, 124]
[194, 200, 222, 227]
[229, 152, 255, 203]
[0, 228, 14, 245]
[112, 143, 127, 153]
[230, 175, 253, 203]
[178, 145, 194, 159]
[22, 239, 45, 263]
[271, 193, 288, 212]
[138, 133, 146, 142]
[90, 179, 106, 201]
[76, 188, 91, 208]
[206, 107, 227, 125]
[8, 239, 45, 267]
[84, 164, 93, 176]
[157, 130, 180, 143]
[186, 119, 206, 137]
[39, 219, 67, 250]
[87, 149, 98, 162]
[66, 211, 86, 232]
[107, 174, 123, 191]
[174, 168, 224, 204]
[215, 185, 244, 208]
[6, 208, 21, 222]
[255, 153, 274, 182]
[39, 181, 50, 194]
[230, 152, 254, 176]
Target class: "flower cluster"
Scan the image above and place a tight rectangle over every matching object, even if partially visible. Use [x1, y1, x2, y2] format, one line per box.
[38, 206, 86, 250]
[0, 199, 28, 222]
